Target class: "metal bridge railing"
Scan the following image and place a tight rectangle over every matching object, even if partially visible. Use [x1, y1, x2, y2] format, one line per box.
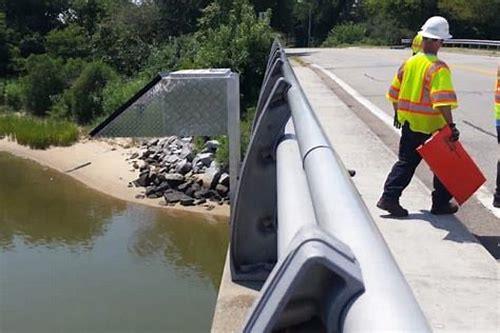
[230, 39, 431, 332]
[402, 38, 500, 49]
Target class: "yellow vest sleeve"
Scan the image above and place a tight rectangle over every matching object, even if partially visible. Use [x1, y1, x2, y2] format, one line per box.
[430, 68, 458, 110]
[387, 63, 404, 103]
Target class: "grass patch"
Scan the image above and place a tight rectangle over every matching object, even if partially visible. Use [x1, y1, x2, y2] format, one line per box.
[289, 56, 309, 67]
[214, 107, 256, 168]
[0, 114, 79, 149]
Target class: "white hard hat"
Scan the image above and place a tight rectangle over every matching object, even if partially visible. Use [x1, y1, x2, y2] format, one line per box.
[420, 16, 452, 40]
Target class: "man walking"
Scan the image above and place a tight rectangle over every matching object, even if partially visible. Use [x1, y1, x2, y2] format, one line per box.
[411, 31, 423, 55]
[377, 16, 460, 217]
[494, 66, 500, 208]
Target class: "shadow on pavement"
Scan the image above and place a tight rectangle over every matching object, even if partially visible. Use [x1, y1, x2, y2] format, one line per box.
[474, 235, 500, 259]
[380, 210, 478, 244]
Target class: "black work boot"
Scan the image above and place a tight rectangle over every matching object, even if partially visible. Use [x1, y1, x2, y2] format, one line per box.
[376, 197, 409, 217]
[430, 202, 459, 215]
[493, 194, 500, 208]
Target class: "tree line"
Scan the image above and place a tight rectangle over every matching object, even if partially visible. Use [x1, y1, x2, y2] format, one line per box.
[0, 0, 497, 126]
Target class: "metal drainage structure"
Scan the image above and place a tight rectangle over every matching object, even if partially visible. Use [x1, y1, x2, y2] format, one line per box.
[230, 40, 431, 332]
[89, 69, 241, 200]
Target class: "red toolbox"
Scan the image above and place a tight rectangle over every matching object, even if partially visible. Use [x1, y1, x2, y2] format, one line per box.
[417, 125, 486, 205]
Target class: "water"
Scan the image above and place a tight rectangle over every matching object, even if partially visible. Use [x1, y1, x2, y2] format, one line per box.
[0, 152, 229, 333]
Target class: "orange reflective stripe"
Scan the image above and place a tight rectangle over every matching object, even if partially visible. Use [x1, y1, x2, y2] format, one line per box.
[398, 98, 431, 106]
[428, 61, 449, 76]
[423, 61, 448, 89]
[431, 90, 457, 103]
[422, 61, 451, 104]
[397, 64, 405, 81]
[398, 109, 441, 116]
[388, 85, 399, 99]
[424, 62, 448, 83]
[432, 99, 458, 104]
[397, 99, 440, 114]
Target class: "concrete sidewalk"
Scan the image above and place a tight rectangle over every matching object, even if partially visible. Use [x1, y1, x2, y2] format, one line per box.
[211, 62, 499, 332]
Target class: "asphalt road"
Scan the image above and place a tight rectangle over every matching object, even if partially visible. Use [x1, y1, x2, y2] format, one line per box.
[290, 47, 500, 257]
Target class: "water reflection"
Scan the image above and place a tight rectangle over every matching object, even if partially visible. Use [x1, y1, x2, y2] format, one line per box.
[128, 207, 228, 288]
[0, 152, 228, 332]
[0, 152, 125, 250]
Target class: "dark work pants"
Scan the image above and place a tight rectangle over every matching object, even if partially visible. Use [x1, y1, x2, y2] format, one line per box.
[496, 160, 500, 200]
[382, 122, 452, 205]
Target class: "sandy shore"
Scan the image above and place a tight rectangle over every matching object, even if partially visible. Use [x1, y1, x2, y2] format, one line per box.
[0, 137, 230, 221]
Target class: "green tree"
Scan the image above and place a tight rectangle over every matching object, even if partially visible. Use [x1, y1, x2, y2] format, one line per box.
[22, 54, 64, 116]
[292, 0, 358, 46]
[68, 61, 117, 124]
[438, 0, 499, 38]
[0, 11, 10, 75]
[3, 0, 68, 34]
[155, 0, 211, 36]
[91, 1, 161, 74]
[101, 76, 148, 116]
[18, 32, 46, 58]
[62, 0, 108, 35]
[48, 58, 89, 120]
[250, 0, 294, 34]
[322, 22, 366, 46]
[362, 0, 437, 33]
[192, 0, 276, 107]
[141, 35, 197, 77]
[46, 24, 90, 59]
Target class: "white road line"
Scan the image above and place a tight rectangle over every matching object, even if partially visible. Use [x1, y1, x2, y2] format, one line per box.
[311, 63, 500, 219]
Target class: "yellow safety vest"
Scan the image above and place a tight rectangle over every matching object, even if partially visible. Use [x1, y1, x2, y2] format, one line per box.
[387, 53, 458, 134]
[411, 32, 423, 55]
[495, 66, 500, 127]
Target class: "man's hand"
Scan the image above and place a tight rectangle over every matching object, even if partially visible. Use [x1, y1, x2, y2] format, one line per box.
[449, 123, 460, 142]
[393, 112, 401, 129]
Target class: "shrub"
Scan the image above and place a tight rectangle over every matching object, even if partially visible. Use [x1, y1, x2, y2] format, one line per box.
[49, 93, 72, 120]
[215, 135, 229, 168]
[240, 106, 255, 158]
[48, 58, 89, 120]
[22, 54, 64, 116]
[364, 14, 411, 45]
[68, 61, 117, 124]
[141, 36, 197, 77]
[322, 22, 367, 47]
[4, 80, 24, 110]
[102, 76, 148, 116]
[61, 58, 88, 87]
[0, 114, 79, 149]
[193, 136, 206, 154]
